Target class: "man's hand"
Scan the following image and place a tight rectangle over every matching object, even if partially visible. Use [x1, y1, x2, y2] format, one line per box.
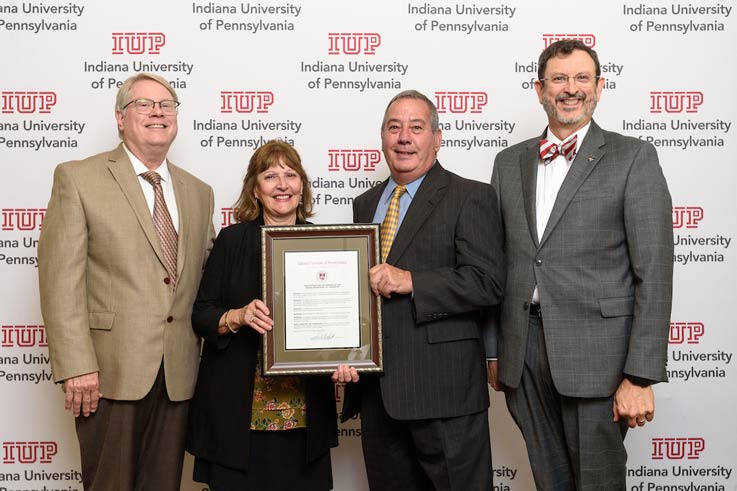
[332, 364, 360, 384]
[369, 263, 412, 298]
[487, 360, 501, 391]
[613, 377, 654, 428]
[64, 372, 101, 417]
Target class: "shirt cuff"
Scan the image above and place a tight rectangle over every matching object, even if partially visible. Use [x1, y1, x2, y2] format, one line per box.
[625, 374, 654, 387]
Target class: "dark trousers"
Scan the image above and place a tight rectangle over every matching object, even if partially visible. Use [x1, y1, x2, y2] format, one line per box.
[75, 364, 189, 491]
[505, 313, 629, 491]
[359, 377, 492, 491]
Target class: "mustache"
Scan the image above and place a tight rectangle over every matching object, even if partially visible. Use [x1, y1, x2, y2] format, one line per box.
[556, 91, 586, 101]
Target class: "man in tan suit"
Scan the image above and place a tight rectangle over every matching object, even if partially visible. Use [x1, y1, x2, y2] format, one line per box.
[38, 73, 215, 490]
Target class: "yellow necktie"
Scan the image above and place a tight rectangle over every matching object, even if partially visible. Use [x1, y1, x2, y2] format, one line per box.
[380, 185, 406, 262]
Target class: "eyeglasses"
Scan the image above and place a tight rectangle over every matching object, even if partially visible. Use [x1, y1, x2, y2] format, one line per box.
[121, 98, 180, 115]
[539, 74, 599, 86]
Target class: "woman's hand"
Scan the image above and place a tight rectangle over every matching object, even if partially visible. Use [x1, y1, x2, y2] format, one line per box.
[332, 364, 359, 384]
[220, 299, 274, 335]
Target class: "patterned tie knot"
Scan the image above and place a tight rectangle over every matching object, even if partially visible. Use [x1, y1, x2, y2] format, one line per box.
[539, 134, 578, 164]
[140, 171, 162, 187]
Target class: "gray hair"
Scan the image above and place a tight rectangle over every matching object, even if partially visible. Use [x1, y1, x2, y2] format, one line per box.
[381, 89, 440, 132]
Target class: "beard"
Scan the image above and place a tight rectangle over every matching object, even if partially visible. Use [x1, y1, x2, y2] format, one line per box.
[542, 90, 598, 126]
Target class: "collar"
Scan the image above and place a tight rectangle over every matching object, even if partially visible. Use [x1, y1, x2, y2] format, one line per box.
[544, 121, 592, 146]
[123, 143, 171, 183]
[381, 163, 433, 204]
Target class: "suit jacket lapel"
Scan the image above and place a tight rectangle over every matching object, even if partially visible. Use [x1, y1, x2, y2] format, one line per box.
[387, 162, 448, 264]
[539, 121, 606, 248]
[355, 181, 387, 224]
[106, 144, 168, 272]
[169, 163, 189, 280]
[519, 136, 543, 247]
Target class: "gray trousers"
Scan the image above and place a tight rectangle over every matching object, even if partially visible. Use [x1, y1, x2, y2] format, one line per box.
[505, 313, 629, 491]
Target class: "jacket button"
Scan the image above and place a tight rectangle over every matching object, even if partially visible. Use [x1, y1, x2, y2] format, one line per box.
[163, 277, 171, 285]
[535, 258, 543, 266]
[523, 301, 530, 310]
[166, 316, 173, 323]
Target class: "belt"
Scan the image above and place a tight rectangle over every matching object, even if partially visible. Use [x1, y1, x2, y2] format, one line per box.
[529, 303, 542, 318]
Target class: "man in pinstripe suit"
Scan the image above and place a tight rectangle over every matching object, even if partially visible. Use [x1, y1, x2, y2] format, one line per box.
[338, 90, 505, 490]
[487, 40, 673, 490]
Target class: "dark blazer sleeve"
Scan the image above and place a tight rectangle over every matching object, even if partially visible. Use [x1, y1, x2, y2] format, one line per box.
[621, 141, 673, 381]
[191, 226, 233, 349]
[412, 179, 505, 322]
[482, 156, 508, 359]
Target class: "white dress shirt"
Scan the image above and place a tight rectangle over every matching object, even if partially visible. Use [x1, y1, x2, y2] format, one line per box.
[123, 144, 180, 233]
[531, 123, 590, 304]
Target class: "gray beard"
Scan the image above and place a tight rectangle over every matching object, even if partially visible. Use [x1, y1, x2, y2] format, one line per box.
[542, 95, 598, 125]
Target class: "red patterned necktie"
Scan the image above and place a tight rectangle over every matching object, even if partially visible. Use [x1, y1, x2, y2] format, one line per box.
[539, 134, 578, 163]
[140, 171, 178, 286]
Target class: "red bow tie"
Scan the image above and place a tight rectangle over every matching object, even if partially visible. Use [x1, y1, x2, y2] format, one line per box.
[539, 134, 578, 163]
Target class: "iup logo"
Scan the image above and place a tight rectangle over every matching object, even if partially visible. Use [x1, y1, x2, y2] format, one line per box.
[2, 441, 58, 464]
[335, 383, 343, 403]
[650, 91, 703, 113]
[328, 149, 381, 172]
[434, 91, 488, 114]
[669, 322, 704, 345]
[542, 33, 596, 48]
[220, 91, 274, 114]
[651, 437, 705, 460]
[111, 32, 166, 55]
[1, 92, 57, 114]
[672, 206, 703, 229]
[1, 208, 46, 231]
[327, 32, 381, 55]
[220, 208, 235, 228]
[1, 325, 48, 348]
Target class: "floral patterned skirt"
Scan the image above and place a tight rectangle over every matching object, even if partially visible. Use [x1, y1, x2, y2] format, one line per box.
[250, 351, 308, 430]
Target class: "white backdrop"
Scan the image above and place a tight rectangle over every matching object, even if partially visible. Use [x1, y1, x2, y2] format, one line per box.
[1, 1, 735, 490]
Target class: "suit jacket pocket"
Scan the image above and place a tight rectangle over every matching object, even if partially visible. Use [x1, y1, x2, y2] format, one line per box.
[426, 321, 480, 344]
[88, 312, 115, 330]
[598, 296, 634, 318]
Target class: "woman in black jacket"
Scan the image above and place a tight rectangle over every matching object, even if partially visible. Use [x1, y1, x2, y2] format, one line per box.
[187, 140, 343, 491]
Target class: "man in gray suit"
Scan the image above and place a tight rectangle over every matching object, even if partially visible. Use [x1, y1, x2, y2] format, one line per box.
[487, 40, 673, 490]
[338, 90, 505, 490]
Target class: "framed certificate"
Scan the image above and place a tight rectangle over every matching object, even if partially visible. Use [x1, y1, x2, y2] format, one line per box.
[261, 224, 383, 375]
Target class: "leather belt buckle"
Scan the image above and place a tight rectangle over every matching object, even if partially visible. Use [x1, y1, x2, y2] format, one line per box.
[529, 303, 542, 318]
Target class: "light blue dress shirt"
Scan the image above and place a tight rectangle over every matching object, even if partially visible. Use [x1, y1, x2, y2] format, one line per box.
[371, 173, 427, 239]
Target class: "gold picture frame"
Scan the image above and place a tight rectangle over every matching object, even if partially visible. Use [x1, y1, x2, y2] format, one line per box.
[261, 224, 383, 375]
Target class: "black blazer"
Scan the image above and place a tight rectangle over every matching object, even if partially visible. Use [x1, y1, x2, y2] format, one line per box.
[186, 217, 338, 471]
[343, 162, 505, 421]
